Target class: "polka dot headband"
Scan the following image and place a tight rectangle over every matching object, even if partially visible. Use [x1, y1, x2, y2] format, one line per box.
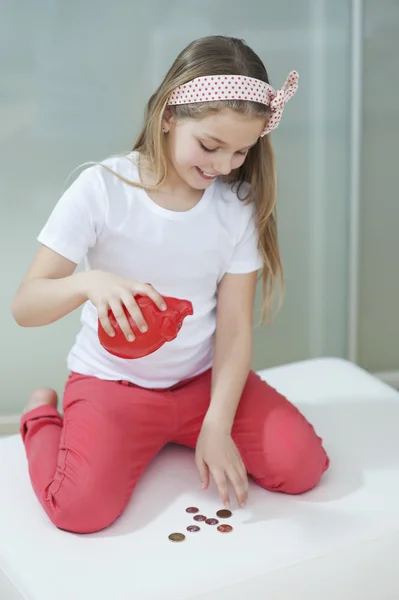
[167, 70, 299, 136]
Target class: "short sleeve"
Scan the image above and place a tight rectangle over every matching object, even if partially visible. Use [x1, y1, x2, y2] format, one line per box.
[37, 166, 106, 264]
[226, 203, 263, 274]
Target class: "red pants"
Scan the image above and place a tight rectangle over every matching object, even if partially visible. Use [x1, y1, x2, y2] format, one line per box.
[20, 369, 329, 534]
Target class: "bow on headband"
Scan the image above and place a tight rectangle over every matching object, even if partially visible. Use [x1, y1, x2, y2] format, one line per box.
[167, 70, 299, 136]
[262, 71, 298, 135]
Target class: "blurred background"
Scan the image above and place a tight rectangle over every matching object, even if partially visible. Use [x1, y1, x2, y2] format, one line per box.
[0, 0, 398, 421]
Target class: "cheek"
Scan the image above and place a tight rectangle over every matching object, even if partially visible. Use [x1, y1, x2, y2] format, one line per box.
[232, 154, 247, 169]
[173, 137, 203, 167]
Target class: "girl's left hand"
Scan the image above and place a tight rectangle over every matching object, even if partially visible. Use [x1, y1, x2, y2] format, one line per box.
[195, 421, 248, 508]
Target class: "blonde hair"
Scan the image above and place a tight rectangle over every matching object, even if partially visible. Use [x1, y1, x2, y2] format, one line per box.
[109, 35, 282, 322]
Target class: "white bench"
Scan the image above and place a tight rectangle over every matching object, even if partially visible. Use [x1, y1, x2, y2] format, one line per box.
[1, 358, 399, 600]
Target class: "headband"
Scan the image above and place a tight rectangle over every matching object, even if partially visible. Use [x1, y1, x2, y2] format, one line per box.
[166, 70, 299, 136]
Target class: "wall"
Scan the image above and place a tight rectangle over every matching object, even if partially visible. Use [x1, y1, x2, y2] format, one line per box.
[357, 0, 399, 373]
[0, 0, 352, 415]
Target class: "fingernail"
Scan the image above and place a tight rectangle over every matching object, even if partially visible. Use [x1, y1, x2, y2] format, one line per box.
[128, 335, 134, 342]
[141, 325, 147, 332]
[161, 303, 167, 310]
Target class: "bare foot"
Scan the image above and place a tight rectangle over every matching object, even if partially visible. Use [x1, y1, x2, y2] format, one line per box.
[22, 388, 58, 415]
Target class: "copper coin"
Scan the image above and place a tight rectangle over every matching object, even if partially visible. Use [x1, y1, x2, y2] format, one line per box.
[217, 524, 233, 533]
[216, 509, 232, 519]
[193, 514, 207, 522]
[186, 525, 200, 532]
[205, 518, 219, 526]
[168, 532, 185, 542]
[185, 506, 199, 514]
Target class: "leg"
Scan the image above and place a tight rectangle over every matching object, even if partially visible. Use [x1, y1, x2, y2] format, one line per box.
[233, 371, 330, 493]
[20, 373, 173, 533]
[173, 370, 329, 494]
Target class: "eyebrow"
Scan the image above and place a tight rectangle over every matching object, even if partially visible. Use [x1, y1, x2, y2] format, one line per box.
[203, 134, 256, 151]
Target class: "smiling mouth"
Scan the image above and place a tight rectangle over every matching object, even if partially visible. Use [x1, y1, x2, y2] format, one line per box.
[196, 167, 218, 180]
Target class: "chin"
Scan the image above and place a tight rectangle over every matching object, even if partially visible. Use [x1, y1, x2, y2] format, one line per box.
[179, 170, 210, 191]
[191, 180, 211, 190]
[191, 167, 218, 189]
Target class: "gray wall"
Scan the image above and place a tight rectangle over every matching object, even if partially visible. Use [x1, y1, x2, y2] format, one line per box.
[357, 0, 399, 372]
[1, 0, 392, 416]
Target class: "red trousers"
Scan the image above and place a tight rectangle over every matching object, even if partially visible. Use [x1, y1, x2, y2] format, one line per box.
[20, 369, 329, 534]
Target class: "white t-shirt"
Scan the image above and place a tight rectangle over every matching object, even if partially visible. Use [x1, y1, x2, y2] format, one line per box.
[37, 152, 263, 388]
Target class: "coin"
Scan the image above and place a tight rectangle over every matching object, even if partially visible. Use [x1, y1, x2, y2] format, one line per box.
[185, 506, 199, 514]
[168, 532, 185, 542]
[186, 525, 200, 532]
[216, 509, 232, 519]
[205, 518, 219, 526]
[217, 524, 233, 533]
[193, 514, 207, 522]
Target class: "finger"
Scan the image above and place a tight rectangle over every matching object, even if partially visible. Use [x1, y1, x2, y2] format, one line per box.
[136, 283, 167, 312]
[227, 466, 248, 508]
[121, 292, 148, 333]
[108, 298, 135, 341]
[212, 469, 230, 507]
[97, 302, 115, 337]
[235, 456, 249, 503]
[233, 448, 248, 482]
[240, 467, 249, 501]
[235, 455, 248, 489]
[195, 456, 210, 490]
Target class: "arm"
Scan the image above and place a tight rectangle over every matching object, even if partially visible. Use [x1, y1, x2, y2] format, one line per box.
[11, 245, 86, 327]
[12, 245, 166, 337]
[203, 270, 257, 431]
[195, 270, 258, 507]
[11, 165, 105, 327]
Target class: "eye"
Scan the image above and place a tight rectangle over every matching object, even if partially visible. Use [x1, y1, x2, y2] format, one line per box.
[199, 141, 217, 153]
[200, 141, 248, 156]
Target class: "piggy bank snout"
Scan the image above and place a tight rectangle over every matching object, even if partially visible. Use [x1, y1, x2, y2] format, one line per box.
[161, 317, 178, 341]
[179, 300, 193, 318]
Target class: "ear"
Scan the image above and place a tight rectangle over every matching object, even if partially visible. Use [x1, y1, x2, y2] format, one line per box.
[161, 107, 174, 133]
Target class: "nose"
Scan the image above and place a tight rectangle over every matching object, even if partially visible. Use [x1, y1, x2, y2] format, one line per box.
[179, 300, 194, 318]
[213, 155, 232, 176]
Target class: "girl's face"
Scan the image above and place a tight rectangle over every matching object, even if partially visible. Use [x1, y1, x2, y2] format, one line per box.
[162, 108, 266, 191]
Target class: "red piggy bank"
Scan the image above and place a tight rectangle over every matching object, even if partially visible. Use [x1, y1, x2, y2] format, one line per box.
[98, 294, 193, 359]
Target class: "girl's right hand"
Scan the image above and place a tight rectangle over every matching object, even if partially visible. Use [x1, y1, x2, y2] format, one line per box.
[85, 270, 167, 341]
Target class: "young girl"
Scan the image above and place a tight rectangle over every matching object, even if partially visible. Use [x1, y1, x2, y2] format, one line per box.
[12, 35, 329, 534]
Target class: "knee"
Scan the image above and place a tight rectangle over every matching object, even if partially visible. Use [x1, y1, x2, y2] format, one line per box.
[45, 486, 125, 534]
[257, 406, 330, 495]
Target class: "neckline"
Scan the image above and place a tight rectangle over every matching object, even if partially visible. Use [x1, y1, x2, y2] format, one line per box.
[127, 151, 215, 221]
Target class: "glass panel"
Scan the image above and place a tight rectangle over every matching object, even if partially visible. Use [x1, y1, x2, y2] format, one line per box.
[357, 0, 399, 372]
[1, 0, 351, 412]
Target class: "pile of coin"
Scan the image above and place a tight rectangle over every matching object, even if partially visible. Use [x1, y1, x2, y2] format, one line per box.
[168, 506, 233, 542]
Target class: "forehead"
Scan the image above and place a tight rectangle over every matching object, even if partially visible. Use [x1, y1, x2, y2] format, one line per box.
[190, 108, 266, 146]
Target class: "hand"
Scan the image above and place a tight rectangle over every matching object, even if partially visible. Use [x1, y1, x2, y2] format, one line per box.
[195, 421, 248, 508]
[84, 270, 166, 341]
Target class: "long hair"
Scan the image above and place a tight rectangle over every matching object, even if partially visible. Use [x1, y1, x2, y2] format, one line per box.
[111, 36, 283, 322]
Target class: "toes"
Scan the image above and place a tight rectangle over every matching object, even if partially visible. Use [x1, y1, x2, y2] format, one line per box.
[29, 388, 58, 406]
[23, 388, 58, 414]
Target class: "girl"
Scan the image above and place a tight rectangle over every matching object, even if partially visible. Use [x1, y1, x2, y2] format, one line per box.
[12, 35, 329, 534]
